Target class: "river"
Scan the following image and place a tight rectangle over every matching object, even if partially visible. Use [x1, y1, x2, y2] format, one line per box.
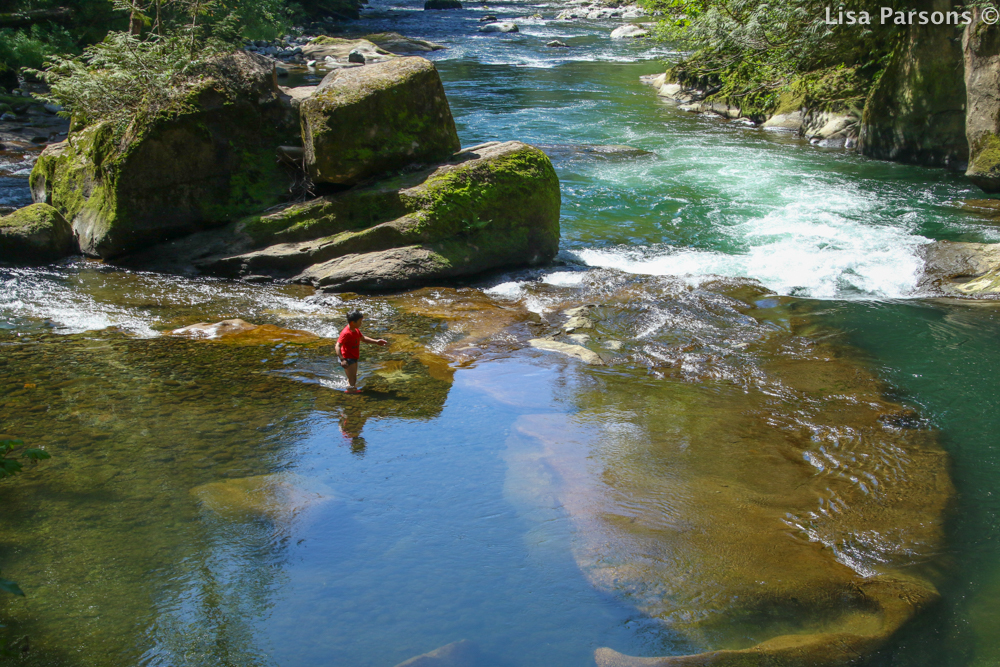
[1, 1, 999, 666]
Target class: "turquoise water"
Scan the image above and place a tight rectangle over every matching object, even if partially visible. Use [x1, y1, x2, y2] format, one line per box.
[2, 1, 1000, 665]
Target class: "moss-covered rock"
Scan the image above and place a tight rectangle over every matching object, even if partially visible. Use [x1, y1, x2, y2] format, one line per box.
[300, 57, 461, 186]
[858, 0, 968, 169]
[29, 51, 299, 259]
[0, 203, 75, 265]
[215, 141, 560, 290]
[964, 19, 1000, 191]
[136, 141, 561, 291]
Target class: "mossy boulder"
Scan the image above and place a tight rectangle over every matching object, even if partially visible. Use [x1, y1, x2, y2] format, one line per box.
[29, 51, 299, 259]
[858, 0, 968, 169]
[136, 141, 561, 291]
[0, 203, 75, 265]
[964, 19, 1000, 191]
[301, 57, 460, 186]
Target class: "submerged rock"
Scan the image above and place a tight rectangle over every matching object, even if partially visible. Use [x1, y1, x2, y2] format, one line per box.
[29, 51, 298, 259]
[529, 338, 604, 365]
[0, 202, 74, 265]
[539, 144, 655, 161]
[393, 640, 480, 667]
[505, 276, 952, 667]
[171, 319, 320, 344]
[190, 473, 329, 520]
[301, 57, 460, 185]
[424, 0, 462, 8]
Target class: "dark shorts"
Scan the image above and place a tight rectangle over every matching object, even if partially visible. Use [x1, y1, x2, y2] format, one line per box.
[343, 359, 358, 366]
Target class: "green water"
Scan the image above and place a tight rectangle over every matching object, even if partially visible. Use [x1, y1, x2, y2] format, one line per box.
[2, 1, 1000, 665]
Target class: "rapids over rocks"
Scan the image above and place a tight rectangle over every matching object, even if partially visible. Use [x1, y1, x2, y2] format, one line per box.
[1, 1, 1000, 666]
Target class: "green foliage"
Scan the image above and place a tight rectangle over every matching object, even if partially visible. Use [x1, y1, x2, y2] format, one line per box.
[0, 24, 76, 74]
[0, 435, 49, 603]
[30, 32, 209, 127]
[0, 435, 50, 480]
[643, 0, 906, 117]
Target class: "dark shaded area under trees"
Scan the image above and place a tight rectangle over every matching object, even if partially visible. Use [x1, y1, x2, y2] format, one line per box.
[0, 0, 365, 90]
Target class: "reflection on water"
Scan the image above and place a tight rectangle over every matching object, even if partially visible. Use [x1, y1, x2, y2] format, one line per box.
[502, 274, 950, 664]
[1, 0, 998, 663]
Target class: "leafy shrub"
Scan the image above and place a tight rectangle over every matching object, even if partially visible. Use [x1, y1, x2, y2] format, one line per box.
[643, 0, 907, 117]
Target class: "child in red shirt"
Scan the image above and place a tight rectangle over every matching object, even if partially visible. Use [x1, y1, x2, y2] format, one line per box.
[337, 310, 388, 393]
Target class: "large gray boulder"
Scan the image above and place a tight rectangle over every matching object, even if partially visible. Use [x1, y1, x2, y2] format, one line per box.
[0, 203, 75, 265]
[29, 51, 299, 259]
[301, 57, 460, 185]
[858, 0, 968, 169]
[964, 18, 1000, 191]
[132, 141, 561, 292]
[919, 240, 1000, 297]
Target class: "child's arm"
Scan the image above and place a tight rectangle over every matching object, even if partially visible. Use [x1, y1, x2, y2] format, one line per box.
[362, 334, 388, 347]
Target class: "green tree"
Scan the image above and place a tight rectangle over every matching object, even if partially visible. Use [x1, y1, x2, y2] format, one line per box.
[641, 0, 907, 117]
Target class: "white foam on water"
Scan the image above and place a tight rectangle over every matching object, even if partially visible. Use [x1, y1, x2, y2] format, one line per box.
[568, 177, 934, 299]
[0, 268, 162, 336]
[541, 271, 586, 286]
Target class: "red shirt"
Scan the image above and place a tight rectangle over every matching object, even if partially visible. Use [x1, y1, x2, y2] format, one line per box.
[338, 325, 363, 360]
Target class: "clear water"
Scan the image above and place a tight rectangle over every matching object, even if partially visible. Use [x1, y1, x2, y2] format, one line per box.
[2, 1, 1000, 665]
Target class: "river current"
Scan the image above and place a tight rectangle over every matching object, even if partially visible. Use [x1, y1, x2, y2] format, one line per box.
[1, 2, 999, 666]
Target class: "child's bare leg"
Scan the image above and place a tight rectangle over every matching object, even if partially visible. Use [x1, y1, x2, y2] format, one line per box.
[346, 362, 359, 389]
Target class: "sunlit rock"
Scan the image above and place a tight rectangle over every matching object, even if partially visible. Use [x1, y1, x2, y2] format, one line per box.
[171, 319, 320, 344]
[610, 24, 648, 39]
[479, 22, 518, 33]
[919, 240, 1000, 297]
[0, 202, 75, 265]
[529, 339, 604, 365]
[301, 57, 460, 186]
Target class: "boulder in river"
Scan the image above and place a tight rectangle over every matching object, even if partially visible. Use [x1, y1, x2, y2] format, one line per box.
[424, 0, 462, 8]
[363, 32, 447, 53]
[919, 240, 1000, 297]
[301, 37, 396, 65]
[610, 24, 648, 39]
[29, 51, 299, 259]
[0, 202, 75, 265]
[135, 141, 561, 292]
[301, 57, 460, 185]
[479, 22, 519, 33]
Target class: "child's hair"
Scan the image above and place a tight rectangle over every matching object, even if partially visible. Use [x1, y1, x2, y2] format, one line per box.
[347, 310, 364, 323]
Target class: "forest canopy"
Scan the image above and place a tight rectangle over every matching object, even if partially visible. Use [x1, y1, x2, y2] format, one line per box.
[0, 0, 361, 88]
